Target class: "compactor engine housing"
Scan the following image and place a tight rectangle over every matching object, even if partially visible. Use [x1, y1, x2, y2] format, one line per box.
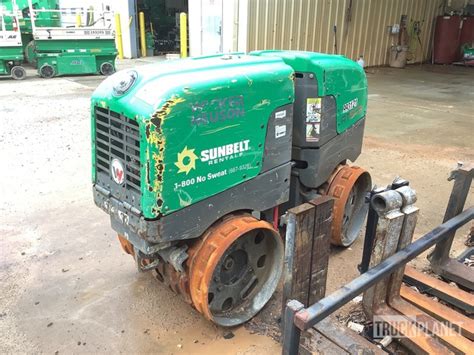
[91, 50, 367, 255]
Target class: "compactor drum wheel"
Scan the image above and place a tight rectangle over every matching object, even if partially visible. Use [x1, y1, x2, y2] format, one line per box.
[327, 166, 372, 247]
[188, 215, 284, 327]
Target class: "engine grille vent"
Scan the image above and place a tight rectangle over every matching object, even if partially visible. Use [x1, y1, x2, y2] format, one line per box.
[94, 107, 141, 195]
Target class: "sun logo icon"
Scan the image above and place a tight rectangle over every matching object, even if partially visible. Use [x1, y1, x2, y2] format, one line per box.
[175, 146, 198, 175]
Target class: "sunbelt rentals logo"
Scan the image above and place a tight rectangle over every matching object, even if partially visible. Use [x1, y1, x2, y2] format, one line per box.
[175, 140, 250, 175]
[175, 147, 199, 175]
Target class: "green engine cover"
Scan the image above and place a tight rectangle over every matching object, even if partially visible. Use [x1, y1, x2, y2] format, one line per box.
[251, 50, 367, 133]
[91, 54, 294, 219]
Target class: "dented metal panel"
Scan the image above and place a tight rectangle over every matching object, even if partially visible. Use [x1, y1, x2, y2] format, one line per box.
[91, 54, 294, 219]
[246, 0, 442, 67]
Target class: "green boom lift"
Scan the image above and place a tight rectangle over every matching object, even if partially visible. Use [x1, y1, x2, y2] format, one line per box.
[27, 0, 117, 78]
[0, 9, 26, 79]
[91, 51, 372, 326]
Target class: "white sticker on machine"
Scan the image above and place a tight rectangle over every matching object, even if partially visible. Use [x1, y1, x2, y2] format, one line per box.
[306, 98, 321, 142]
[275, 125, 286, 138]
[275, 110, 287, 119]
[306, 123, 320, 142]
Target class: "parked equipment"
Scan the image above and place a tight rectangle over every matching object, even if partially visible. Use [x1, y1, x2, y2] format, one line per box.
[0, 9, 26, 79]
[460, 16, 474, 55]
[461, 44, 474, 65]
[0, 0, 59, 66]
[26, 0, 117, 78]
[91, 51, 371, 326]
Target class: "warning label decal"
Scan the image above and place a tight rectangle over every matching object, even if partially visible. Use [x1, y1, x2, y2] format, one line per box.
[306, 98, 321, 142]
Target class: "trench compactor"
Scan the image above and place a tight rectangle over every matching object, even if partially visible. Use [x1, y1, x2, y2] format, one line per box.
[91, 51, 371, 326]
[26, 0, 116, 78]
[0, 9, 26, 79]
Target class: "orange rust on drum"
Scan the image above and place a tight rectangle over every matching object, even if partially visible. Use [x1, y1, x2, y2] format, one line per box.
[326, 165, 368, 245]
[153, 261, 192, 304]
[187, 214, 279, 322]
[118, 235, 135, 256]
[316, 163, 346, 196]
[116, 235, 195, 304]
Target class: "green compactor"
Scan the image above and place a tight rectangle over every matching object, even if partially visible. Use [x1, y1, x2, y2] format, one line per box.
[91, 51, 371, 326]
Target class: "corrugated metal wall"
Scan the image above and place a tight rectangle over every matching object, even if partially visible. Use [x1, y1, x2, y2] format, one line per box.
[247, 0, 443, 66]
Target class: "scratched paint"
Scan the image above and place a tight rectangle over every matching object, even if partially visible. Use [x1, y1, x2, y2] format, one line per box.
[91, 54, 294, 218]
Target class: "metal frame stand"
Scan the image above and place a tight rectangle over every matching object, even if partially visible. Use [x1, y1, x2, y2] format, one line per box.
[281, 167, 474, 354]
[359, 178, 409, 274]
[428, 162, 474, 291]
[366, 186, 472, 354]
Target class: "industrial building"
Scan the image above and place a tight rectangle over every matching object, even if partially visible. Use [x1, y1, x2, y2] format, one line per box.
[79, 0, 473, 67]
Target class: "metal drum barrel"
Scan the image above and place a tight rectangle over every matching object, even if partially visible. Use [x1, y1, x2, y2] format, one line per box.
[433, 15, 461, 64]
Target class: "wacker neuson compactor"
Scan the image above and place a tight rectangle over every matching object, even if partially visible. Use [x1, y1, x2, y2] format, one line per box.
[91, 51, 371, 326]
